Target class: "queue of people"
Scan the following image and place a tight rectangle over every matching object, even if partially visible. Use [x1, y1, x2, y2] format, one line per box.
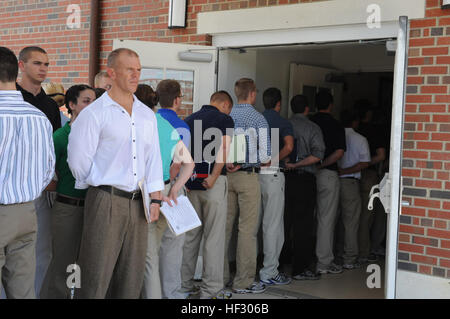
[0, 45, 387, 299]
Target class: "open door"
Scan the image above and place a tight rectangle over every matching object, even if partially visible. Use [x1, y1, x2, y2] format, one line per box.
[113, 39, 217, 114]
[288, 64, 344, 119]
[379, 16, 409, 299]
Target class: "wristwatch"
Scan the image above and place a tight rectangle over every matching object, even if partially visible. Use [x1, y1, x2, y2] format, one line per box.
[150, 199, 162, 206]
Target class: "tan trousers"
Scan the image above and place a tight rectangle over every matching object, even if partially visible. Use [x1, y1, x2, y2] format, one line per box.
[40, 200, 84, 299]
[0, 202, 37, 299]
[75, 187, 148, 299]
[224, 171, 261, 290]
[181, 176, 228, 299]
[141, 183, 170, 299]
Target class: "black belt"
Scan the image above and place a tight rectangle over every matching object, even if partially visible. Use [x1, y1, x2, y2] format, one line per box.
[238, 167, 260, 173]
[56, 194, 85, 207]
[285, 169, 313, 175]
[97, 185, 142, 200]
[164, 179, 170, 185]
[342, 177, 359, 180]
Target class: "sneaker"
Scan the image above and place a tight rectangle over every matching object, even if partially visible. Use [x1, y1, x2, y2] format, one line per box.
[233, 282, 267, 294]
[368, 253, 378, 262]
[179, 286, 200, 298]
[343, 262, 361, 270]
[293, 270, 321, 280]
[358, 257, 369, 264]
[260, 273, 291, 285]
[317, 263, 343, 274]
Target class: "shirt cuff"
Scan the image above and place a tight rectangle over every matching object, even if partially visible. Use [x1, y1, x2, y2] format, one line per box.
[75, 180, 89, 190]
[146, 180, 164, 193]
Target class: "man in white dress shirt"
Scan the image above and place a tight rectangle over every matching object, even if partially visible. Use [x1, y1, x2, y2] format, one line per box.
[67, 48, 164, 298]
[337, 110, 371, 270]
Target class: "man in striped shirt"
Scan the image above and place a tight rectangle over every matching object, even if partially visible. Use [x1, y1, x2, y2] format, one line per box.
[0, 46, 55, 299]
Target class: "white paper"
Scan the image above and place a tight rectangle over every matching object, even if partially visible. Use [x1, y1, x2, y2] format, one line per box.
[138, 179, 151, 223]
[160, 195, 202, 236]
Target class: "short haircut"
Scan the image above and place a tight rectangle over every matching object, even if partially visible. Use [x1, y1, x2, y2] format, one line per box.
[107, 48, 139, 68]
[354, 99, 373, 120]
[290, 95, 309, 114]
[0, 47, 19, 83]
[315, 91, 333, 111]
[135, 84, 159, 110]
[263, 87, 281, 110]
[94, 71, 110, 87]
[42, 82, 65, 107]
[210, 90, 233, 106]
[234, 78, 256, 101]
[18, 46, 47, 62]
[94, 87, 106, 99]
[156, 79, 181, 108]
[340, 109, 359, 128]
[65, 84, 94, 114]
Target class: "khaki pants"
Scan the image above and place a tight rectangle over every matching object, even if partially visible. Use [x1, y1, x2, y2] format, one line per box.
[0, 202, 37, 299]
[224, 171, 261, 290]
[359, 169, 379, 259]
[339, 178, 362, 264]
[141, 184, 170, 299]
[181, 176, 228, 299]
[258, 173, 285, 281]
[41, 200, 84, 299]
[75, 187, 148, 299]
[315, 169, 340, 270]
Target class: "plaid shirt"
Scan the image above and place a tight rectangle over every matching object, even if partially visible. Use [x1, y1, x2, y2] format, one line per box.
[230, 103, 271, 168]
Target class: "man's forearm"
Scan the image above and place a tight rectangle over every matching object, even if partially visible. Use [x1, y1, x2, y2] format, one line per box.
[293, 155, 321, 168]
[319, 149, 344, 169]
[340, 162, 369, 175]
[150, 191, 162, 200]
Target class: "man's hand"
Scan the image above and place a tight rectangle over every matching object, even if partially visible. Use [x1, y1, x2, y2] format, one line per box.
[150, 203, 160, 223]
[167, 184, 181, 206]
[226, 163, 241, 173]
[285, 162, 296, 170]
[202, 175, 218, 189]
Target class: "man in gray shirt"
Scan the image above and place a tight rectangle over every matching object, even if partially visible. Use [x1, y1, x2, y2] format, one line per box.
[282, 95, 325, 280]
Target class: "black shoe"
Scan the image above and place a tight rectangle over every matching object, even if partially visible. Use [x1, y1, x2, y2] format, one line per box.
[293, 270, 321, 280]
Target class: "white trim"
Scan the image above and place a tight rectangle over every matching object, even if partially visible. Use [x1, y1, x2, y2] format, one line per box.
[212, 22, 399, 48]
[199, 0, 425, 36]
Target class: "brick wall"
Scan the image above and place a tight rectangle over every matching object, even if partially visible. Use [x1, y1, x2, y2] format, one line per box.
[400, 0, 450, 278]
[1, 0, 449, 278]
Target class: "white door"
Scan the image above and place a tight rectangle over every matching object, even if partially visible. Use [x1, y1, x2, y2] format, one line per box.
[113, 39, 217, 115]
[288, 64, 344, 119]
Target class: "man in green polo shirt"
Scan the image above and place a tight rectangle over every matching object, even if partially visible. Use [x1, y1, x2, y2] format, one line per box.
[41, 84, 96, 299]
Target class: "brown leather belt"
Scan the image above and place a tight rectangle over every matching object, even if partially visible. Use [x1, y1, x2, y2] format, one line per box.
[56, 194, 85, 207]
[97, 185, 142, 200]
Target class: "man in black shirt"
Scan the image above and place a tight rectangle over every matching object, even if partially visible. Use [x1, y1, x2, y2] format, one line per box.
[310, 91, 346, 274]
[16, 46, 60, 298]
[17, 46, 61, 132]
[181, 91, 234, 299]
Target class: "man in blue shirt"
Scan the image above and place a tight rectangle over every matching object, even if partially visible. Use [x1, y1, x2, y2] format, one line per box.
[0, 46, 55, 298]
[258, 88, 294, 286]
[224, 78, 271, 294]
[155, 79, 191, 298]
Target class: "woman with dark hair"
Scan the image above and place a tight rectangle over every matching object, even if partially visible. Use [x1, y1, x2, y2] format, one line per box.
[135, 84, 194, 299]
[41, 84, 96, 299]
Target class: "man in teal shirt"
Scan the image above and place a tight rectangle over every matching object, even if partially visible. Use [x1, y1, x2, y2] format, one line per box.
[41, 84, 96, 299]
[135, 84, 194, 299]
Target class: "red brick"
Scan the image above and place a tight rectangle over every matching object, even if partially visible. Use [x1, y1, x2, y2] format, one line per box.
[433, 114, 450, 122]
[402, 168, 422, 177]
[411, 254, 437, 265]
[408, 77, 425, 85]
[426, 8, 450, 17]
[417, 141, 443, 150]
[405, 114, 431, 122]
[436, 56, 450, 64]
[430, 152, 450, 161]
[432, 133, 450, 141]
[400, 224, 425, 235]
[429, 210, 450, 220]
[406, 95, 433, 103]
[415, 198, 441, 209]
[437, 37, 450, 45]
[427, 247, 450, 259]
[421, 86, 447, 94]
[440, 259, 450, 268]
[442, 240, 450, 249]
[428, 228, 450, 239]
[410, 19, 437, 28]
[419, 265, 432, 275]
[413, 237, 435, 246]
[437, 171, 450, 180]
[421, 66, 448, 74]
[422, 47, 448, 55]
[416, 179, 442, 189]
[422, 170, 435, 179]
[434, 220, 448, 229]
[435, 95, 450, 103]
[399, 234, 411, 243]
[419, 104, 447, 113]
[399, 243, 424, 254]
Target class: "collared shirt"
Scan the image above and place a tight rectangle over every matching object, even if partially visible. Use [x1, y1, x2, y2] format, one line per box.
[230, 103, 271, 169]
[184, 105, 235, 189]
[53, 122, 87, 199]
[0, 90, 55, 205]
[67, 92, 164, 193]
[310, 112, 346, 171]
[16, 83, 61, 132]
[339, 128, 371, 179]
[157, 108, 191, 149]
[262, 109, 294, 171]
[156, 113, 180, 181]
[289, 113, 326, 174]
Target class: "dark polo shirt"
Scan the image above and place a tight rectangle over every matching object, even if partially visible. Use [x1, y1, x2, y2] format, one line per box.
[16, 83, 61, 132]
